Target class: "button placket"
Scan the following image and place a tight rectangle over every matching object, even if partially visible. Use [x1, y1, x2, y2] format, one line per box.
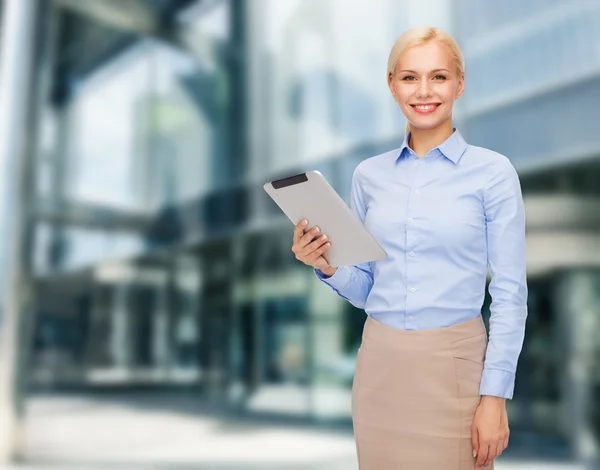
[406, 158, 422, 298]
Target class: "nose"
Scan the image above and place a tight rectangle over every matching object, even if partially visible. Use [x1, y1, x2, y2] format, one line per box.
[417, 80, 432, 99]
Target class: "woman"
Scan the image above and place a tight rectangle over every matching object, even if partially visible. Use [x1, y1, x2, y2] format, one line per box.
[291, 26, 527, 469]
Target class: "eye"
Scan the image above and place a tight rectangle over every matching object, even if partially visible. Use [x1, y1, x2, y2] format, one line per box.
[401, 75, 446, 81]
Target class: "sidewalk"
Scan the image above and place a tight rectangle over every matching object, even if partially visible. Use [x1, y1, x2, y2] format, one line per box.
[1, 393, 583, 470]
[1, 462, 587, 469]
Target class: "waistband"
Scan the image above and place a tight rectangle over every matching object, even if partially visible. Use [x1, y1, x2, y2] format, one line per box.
[362, 313, 486, 347]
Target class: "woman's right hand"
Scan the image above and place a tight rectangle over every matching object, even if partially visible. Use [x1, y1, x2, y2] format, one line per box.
[292, 219, 337, 277]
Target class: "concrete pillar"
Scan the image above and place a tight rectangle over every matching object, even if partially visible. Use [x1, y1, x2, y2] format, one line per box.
[152, 279, 170, 371]
[555, 269, 600, 468]
[110, 283, 131, 369]
[0, 0, 40, 463]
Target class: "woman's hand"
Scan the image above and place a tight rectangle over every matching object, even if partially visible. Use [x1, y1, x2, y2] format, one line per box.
[471, 396, 509, 468]
[291, 219, 336, 276]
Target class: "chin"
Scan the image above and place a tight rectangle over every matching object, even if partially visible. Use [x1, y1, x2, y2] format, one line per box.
[407, 113, 452, 131]
[408, 121, 446, 131]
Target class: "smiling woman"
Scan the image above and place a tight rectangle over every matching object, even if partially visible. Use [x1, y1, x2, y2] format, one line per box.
[386, 27, 465, 140]
[313, 25, 527, 470]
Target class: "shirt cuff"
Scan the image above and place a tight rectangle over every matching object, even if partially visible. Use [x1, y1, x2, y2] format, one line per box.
[479, 368, 515, 399]
[314, 266, 352, 290]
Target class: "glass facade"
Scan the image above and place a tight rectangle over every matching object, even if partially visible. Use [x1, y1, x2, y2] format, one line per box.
[456, 0, 600, 169]
[245, 0, 450, 181]
[34, 1, 235, 273]
[458, 0, 600, 107]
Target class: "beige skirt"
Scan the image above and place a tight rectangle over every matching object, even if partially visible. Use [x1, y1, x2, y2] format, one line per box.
[352, 314, 494, 470]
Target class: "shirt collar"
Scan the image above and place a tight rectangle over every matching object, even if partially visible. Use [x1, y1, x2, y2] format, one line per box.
[396, 127, 468, 164]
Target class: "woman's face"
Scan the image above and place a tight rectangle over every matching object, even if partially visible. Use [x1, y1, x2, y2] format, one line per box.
[388, 41, 464, 131]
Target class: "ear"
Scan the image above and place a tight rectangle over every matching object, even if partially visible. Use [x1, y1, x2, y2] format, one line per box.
[455, 73, 465, 99]
[387, 72, 396, 99]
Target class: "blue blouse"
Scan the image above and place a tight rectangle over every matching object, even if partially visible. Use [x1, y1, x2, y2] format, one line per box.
[315, 128, 528, 399]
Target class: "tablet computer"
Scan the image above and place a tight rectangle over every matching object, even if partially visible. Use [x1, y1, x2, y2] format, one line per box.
[263, 170, 387, 268]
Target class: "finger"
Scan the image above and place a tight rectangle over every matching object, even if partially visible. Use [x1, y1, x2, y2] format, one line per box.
[302, 225, 322, 245]
[471, 426, 478, 459]
[292, 225, 320, 255]
[475, 443, 489, 467]
[296, 225, 321, 250]
[301, 233, 329, 257]
[504, 435, 509, 450]
[494, 439, 503, 458]
[308, 240, 332, 265]
[293, 219, 309, 244]
[483, 442, 498, 467]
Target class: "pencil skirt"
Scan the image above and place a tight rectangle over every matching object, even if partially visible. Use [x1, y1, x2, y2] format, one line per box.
[351, 314, 494, 470]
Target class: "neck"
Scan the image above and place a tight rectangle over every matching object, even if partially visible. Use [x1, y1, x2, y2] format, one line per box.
[408, 121, 454, 158]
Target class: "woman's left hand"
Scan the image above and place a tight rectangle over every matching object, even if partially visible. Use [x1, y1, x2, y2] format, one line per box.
[471, 396, 509, 468]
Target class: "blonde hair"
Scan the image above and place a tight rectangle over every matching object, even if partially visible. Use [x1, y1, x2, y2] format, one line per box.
[387, 26, 465, 134]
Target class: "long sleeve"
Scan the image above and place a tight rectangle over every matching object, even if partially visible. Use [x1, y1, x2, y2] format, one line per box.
[314, 164, 374, 309]
[480, 157, 528, 399]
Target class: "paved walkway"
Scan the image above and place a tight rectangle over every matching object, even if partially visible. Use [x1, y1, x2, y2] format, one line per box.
[1, 393, 584, 469]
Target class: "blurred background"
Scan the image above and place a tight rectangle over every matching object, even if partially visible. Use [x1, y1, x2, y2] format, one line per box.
[0, 0, 599, 468]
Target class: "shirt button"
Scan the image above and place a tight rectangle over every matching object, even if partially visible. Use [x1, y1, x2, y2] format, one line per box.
[409, 316, 414, 320]
[410, 287, 416, 292]
[409, 252, 415, 257]
[408, 218, 414, 223]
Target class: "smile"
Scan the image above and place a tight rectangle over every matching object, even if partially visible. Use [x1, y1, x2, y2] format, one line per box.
[411, 103, 441, 114]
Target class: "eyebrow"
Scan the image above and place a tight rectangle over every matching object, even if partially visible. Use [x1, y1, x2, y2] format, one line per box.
[399, 69, 450, 74]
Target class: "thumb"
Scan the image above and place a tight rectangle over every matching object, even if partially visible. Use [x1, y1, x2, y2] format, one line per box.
[471, 425, 479, 458]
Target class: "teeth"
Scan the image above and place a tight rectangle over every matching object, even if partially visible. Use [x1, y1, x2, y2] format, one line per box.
[415, 104, 437, 110]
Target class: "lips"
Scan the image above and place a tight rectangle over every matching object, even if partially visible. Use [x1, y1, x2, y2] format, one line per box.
[410, 103, 441, 114]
